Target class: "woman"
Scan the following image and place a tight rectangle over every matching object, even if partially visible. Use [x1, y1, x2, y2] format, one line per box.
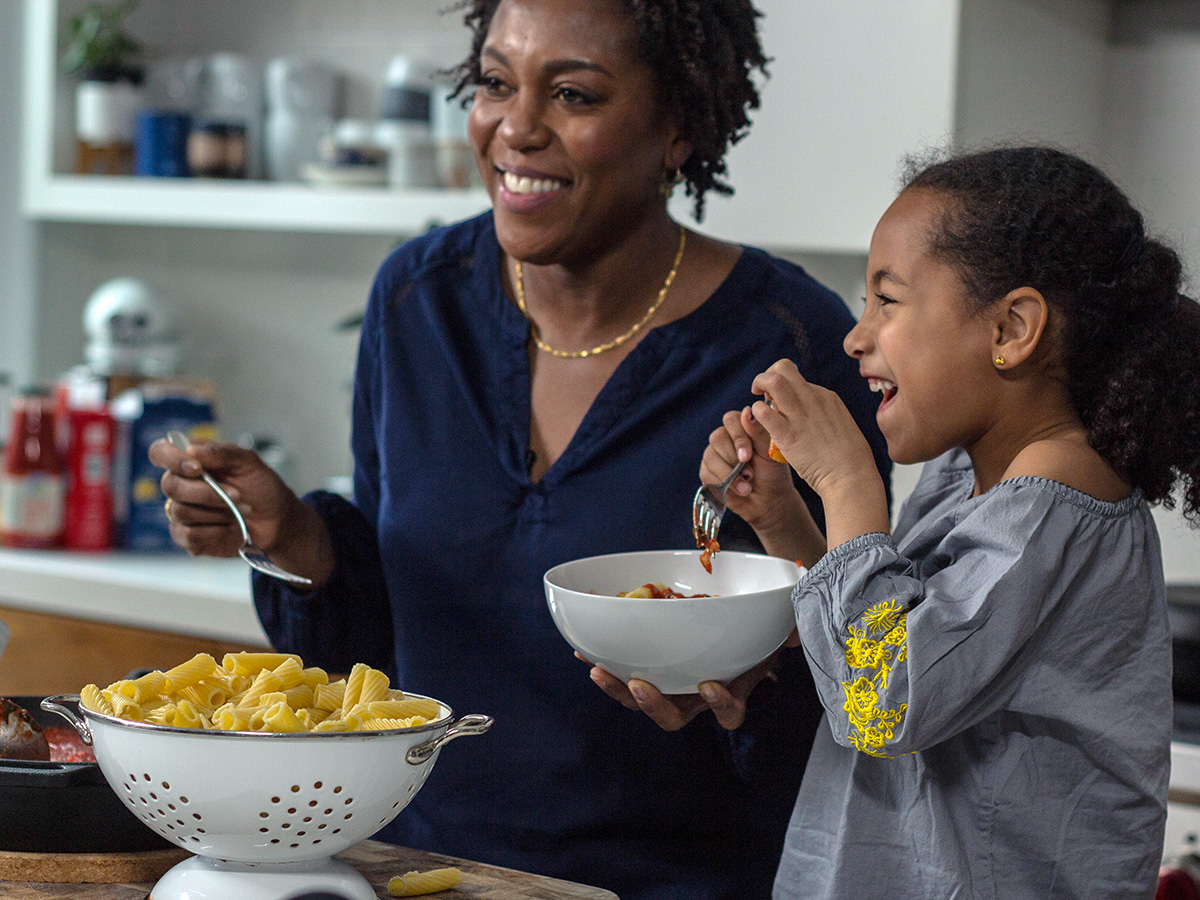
[150, 1, 890, 897]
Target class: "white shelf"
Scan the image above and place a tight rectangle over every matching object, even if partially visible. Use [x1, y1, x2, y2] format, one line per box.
[23, 174, 491, 234]
[18, 0, 490, 235]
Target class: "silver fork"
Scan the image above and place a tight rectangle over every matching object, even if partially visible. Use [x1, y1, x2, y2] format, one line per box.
[167, 430, 313, 586]
[692, 459, 747, 547]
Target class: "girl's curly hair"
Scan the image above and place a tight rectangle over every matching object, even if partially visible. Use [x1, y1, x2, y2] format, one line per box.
[449, 0, 769, 221]
[905, 145, 1200, 521]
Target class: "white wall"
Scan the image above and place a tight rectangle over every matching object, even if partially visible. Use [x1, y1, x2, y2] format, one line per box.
[35, 223, 389, 494]
[0, 1, 40, 439]
[954, 0, 1112, 155]
[1101, 1, 1200, 581]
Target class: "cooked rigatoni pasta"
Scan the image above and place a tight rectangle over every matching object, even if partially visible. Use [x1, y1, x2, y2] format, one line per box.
[222, 652, 301, 676]
[163, 653, 218, 689]
[387, 867, 463, 896]
[79, 652, 440, 734]
[283, 683, 314, 710]
[341, 663, 367, 712]
[80, 683, 113, 716]
[212, 704, 254, 731]
[116, 669, 168, 703]
[178, 681, 229, 710]
[367, 698, 441, 721]
[313, 681, 345, 712]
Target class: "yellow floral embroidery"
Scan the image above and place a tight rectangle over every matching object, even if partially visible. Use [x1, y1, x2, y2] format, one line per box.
[862, 599, 903, 632]
[841, 599, 909, 757]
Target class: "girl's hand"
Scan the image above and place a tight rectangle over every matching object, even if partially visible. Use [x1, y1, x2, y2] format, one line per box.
[579, 652, 785, 731]
[751, 359, 878, 499]
[751, 359, 890, 549]
[700, 407, 798, 533]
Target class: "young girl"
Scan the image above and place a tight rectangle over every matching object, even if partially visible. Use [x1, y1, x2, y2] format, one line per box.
[702, 146, 1200, 899]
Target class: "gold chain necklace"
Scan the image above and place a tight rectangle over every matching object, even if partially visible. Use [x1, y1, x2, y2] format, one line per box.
[514, 225, 686, 359]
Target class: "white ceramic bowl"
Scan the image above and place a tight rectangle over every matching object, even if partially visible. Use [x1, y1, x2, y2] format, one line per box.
[544, 549, 803, 695]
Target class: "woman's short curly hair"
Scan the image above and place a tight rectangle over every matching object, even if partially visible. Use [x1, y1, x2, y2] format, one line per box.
[904, 145, 1200, 521]
[449, 0, 769, 221]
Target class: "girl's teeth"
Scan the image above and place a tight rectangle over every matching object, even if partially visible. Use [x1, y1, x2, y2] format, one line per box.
[502, 172, 566, 194]
[869, 379, 896, 393]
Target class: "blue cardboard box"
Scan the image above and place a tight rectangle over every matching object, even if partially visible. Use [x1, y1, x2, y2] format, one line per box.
[111, 382, 219, 552]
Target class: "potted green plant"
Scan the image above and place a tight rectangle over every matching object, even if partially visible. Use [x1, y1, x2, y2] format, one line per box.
[61, 0, 147, 174]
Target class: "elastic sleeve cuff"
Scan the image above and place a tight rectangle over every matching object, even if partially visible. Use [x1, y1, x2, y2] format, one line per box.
[804, 531, 894, 581]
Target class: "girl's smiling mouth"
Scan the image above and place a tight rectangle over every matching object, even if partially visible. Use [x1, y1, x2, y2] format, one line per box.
[868, 377, 898, 409]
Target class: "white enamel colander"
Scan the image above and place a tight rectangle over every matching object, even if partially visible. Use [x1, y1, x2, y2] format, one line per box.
[42, 694, 491, 900]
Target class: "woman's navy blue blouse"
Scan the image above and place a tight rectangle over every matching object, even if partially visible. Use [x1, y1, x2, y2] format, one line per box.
[254, 212, 891, 900]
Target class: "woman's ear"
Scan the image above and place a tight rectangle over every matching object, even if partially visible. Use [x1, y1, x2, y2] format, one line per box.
[992, 286, 1049, 370]
[661, 109, 693, 175]
[665, 134, 692, 176]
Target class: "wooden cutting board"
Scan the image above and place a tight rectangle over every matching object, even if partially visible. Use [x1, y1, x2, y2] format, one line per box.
[0, 839, 620, 899]
[0, 848, 189, 885]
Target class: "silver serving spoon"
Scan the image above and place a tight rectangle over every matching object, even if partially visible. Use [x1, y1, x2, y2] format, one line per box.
[167, 431, 312, 586]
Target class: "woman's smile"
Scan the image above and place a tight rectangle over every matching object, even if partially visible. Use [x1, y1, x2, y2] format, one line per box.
[495, 166, 570, 213]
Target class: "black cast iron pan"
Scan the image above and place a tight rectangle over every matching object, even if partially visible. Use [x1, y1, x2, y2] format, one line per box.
[0, 695, 172, 853]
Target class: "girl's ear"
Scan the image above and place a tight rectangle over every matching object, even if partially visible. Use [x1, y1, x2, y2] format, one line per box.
[992, 286, 1049, 369]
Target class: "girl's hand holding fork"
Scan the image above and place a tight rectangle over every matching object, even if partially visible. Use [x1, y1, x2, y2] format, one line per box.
[750, 359, 890, 551]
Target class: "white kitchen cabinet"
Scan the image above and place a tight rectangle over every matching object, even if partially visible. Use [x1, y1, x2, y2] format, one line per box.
[680, 0, 1112, 253]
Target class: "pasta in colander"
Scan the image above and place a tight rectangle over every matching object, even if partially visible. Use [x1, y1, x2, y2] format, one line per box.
[80, 653, 442, 733]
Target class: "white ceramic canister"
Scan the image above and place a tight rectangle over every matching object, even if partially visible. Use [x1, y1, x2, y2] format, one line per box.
[264, 58, 343, 182]
[430, 80, 480, 189]
[75, 80, 143, 144]
[374, 119, 438, 189]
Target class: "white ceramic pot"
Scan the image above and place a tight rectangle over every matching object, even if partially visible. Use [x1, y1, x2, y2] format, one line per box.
[75, 79, 143, 144]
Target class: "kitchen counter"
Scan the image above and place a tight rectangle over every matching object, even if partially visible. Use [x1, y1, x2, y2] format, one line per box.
[0, 547, 267, 645]
[0, 839, 619, 899]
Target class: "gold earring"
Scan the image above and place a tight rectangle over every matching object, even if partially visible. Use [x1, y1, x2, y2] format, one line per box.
[994, 355, 1006, 367]
[659, 168, 683, 198]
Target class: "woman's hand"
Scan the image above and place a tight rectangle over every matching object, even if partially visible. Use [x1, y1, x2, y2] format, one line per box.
[751, 359, 890, 548]
[579, 650, 792, 731]
[148, 436, 335, 585]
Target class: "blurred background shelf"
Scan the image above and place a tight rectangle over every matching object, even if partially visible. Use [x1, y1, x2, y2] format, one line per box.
[23, 174, 490, 234]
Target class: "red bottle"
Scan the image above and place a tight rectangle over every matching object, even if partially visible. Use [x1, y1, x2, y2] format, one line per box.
[63, 404, 116, 551]
[0, 387, 66, 548]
